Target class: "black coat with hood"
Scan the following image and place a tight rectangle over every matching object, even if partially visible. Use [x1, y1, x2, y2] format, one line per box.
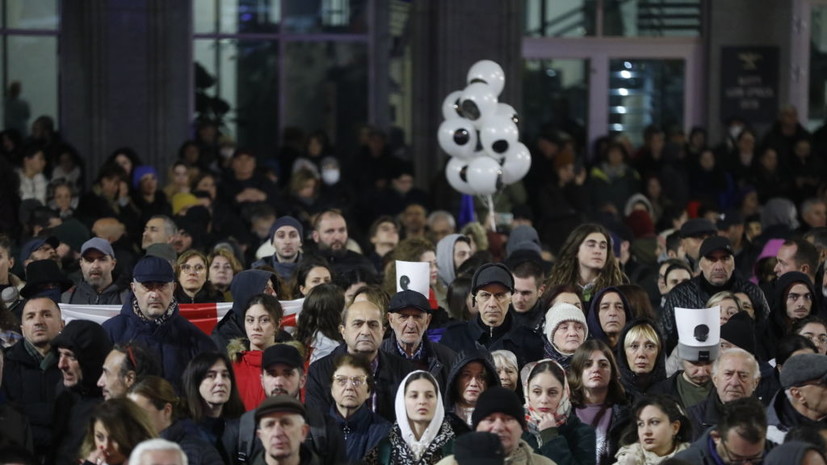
[443, 347, 501, 435]
[764, 271, 816, 358]
[613, 319, 667, 403]
[586, 287, 633, 351]
[212, 269, 272, 350]
[50, 320, 113, 465]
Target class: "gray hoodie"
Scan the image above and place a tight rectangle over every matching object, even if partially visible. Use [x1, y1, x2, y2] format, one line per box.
[437, 234, 463, 287]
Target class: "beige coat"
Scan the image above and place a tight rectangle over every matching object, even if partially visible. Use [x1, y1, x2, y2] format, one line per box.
[435, 439, 557, 465]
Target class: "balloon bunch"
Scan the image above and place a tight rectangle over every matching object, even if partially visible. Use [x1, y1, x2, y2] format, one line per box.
[438, 60, 531, 197]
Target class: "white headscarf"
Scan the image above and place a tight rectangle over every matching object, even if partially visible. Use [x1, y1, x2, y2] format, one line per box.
[394, 370, 446, 461]
[520, 359, 572, 431]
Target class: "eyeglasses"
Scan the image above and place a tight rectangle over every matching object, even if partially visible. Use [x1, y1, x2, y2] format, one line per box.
[181, 264, 206, 274]
[719, 440, 764, 465]
[476, 291, 510, 303]
[333, 375, 367, 388]
[787, 292, 812, 302]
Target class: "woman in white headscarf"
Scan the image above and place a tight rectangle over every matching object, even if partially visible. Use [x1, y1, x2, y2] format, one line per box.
[521, 359, 597, 465]
[363, 370, 456, 465]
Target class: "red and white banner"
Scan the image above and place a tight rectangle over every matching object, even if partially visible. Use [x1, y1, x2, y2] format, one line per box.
[60, 298, 304, 335]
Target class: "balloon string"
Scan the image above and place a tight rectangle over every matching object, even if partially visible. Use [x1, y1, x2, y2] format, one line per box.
[487, 194, 496, 231]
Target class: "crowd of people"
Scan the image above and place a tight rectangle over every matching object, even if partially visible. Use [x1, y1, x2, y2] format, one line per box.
[0, 106, 826, 465]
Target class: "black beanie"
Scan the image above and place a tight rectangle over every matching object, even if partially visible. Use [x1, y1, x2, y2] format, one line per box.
[720, 311, 757, 355]
[471, 387, 526, 430]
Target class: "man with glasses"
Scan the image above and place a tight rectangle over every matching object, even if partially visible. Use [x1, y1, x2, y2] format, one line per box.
[675, 397, 770, 465]
[306, 300, 413, 422]
[766, 353, 827, 443]
[102, 256, 216, 389]
[441, 263, 524, 356]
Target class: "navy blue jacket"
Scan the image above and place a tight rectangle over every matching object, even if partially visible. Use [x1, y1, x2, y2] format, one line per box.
[102, 295, 217, 389]
[328, 404, 391, 464]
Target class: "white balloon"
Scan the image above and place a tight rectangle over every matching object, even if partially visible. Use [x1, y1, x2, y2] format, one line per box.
[467, 60, 505, 96]
[437, 118, 478, 159]
[445, 157, 477, 195]
[459, 82, 498, 126]
[467, 156, 502, 195]
[496, 103, 519, 125]
[441, 90, 463, 120]
[479, 114, 519, 158]
[500, 142, 531, 185]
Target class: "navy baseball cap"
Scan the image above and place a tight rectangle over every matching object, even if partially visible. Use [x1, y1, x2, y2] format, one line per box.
[132, 256, 175, 283]
[19, 236, 59, 263]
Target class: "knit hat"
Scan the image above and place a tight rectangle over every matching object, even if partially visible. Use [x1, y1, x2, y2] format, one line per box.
[544, 302, 589, 346]
[132, 165, 158, 189]
[269, 216, 304, 243]
[780, 353, 827, 388]
[719, 311, 757, 355]
[471, 387, 526, 430]
[171, 192, 199, 215]
[505, 225, 542, 257]
[471, 263, 514, 293]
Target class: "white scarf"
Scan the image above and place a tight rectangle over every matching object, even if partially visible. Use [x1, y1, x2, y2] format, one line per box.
[394, 370, 446, 461]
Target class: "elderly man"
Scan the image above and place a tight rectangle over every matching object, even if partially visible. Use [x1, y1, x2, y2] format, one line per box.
[440, 263, 523, 355]
[688, 348, 761, 439]
[62, 237, 129, 304]
[380, 290, 457, 389]
[96, 343, 161, 400]
[253, 395, 320, 465]
[141, 215, 177, 251]
[775, 238, 819, 283]
[675, 397, 771, 465]
[307, 300, 412, 422]
[102, 256, 216, 389]
[662, 236, 770, 352]
[51, 320, 113, 465]
[435, 387, 556, 465]
[252, 216, 304, 281]
[767, 353, 827, 443]
[1, 297, 63, 462]
[234, 344, 345, 465]
[311, 210, 373, 277]
[129, 439, 188, 465]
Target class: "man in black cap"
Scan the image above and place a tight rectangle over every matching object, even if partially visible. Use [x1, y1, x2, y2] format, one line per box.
[436, 387, 555, 465]
[252, 215, 305, 281]
[440, 263, 523, 355]
[102, 256, 216, 389]
[767, 353, 827, 443]
[680, 218, 717, 272]
[380, 290, 457, 389]
[233, 344, 345, 465]
[51, 320, 113, 465]
[253, 395, 320, 465]
[661, 236, 770, 352]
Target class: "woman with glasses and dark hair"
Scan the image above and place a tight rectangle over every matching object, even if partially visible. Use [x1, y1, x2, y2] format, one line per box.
[364, 370, 456, 465]
[181, 351, 245, 463]
[612, 395, 691, 465]
[520, 359, 596, 465]
[569, 340, 631, 465]
[326, 353, 391, 463]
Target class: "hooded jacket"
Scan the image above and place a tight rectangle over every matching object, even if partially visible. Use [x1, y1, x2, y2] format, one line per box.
[51, 320, 113, 465]
[443, 348, 500, 435]
[211, 269, 271, 350]
[614, 319, 667, 403]
[587, 287, 633, 350]
[102, 294, 217, 389]
[765, 271, 816, 352]
[436, 234, 463, 288]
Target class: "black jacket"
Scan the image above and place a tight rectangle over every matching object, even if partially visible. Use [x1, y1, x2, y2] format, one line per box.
[379, 333, 457, 392]
[439, 311, 524, 359]
[162, 418, 225, 465]
[306, 344, 414, 422]
[212, 269, 271, 350]
[61, 280, 129, 305]
[661, 275, 769, 352]
[614, 319, 667, 403]
[1, 340, 62, 455]
[674, 426, 774, 465]
[328, 404, 391, 464]
[766, 389, 827, 443]
[687, 390, 725, 441]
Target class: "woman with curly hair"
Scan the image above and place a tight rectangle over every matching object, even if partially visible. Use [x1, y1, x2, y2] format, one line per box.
[545, 223, 627, 305]
[364, 371, 456, 465]
[79, 398, 156, 465]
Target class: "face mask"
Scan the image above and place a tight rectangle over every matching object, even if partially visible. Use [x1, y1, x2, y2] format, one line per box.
[220, 147, 234, 159]
[728, 125, 744, 140]
[322, 169, 340, 185]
